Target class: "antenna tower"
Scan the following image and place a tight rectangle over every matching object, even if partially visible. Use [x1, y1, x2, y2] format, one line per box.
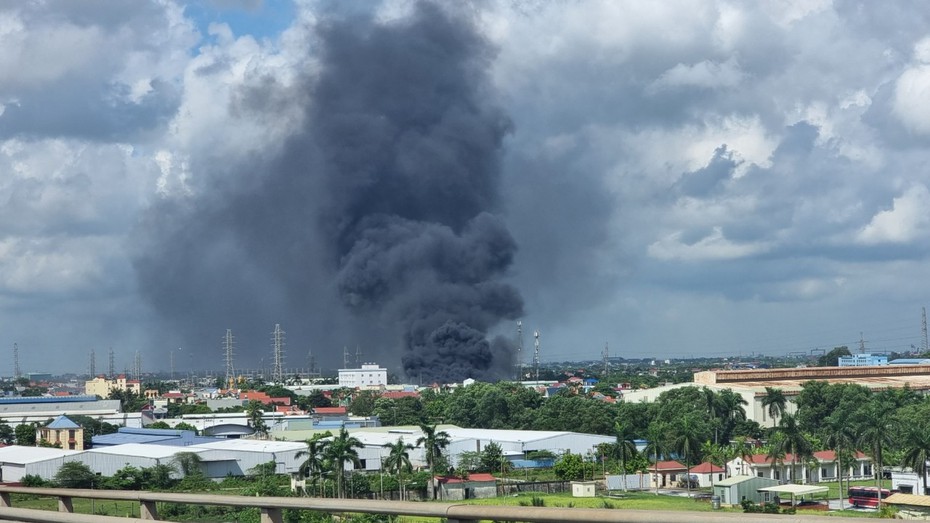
[602, 342, 609, 378]
[271, 324, 285, 383]
[108, 348, 115, 378]
[224, 329, 235, 389]
[515, 321, 524, 380]
[13, 343, 21, 379]
[90, 349, 96, 377]
[922, 307, 929, 353]
[533, 330, 540, 383]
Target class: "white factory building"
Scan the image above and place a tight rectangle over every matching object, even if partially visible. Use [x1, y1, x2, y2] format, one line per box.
[0, 446, 81, 483]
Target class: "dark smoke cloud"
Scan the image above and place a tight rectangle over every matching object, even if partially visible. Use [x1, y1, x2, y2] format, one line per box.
[133, 1, 522, 382]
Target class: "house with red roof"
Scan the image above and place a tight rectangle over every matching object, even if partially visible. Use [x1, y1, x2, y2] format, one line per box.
[727, 450, 872, 483]
[689, 461, 726, 487]
[648, 460, 688, 488]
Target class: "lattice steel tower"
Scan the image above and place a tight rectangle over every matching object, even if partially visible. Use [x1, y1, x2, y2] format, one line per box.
[90, 348, 96, 377]
[271, 324, 285, 384]
[108, 347, 115, 378]
[533, 330, 540, 382]
[224, 329, 235, 389]
[13, 343, 21, 379]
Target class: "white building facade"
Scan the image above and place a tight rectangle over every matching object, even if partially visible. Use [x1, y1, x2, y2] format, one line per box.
[338, 363, 388, 388]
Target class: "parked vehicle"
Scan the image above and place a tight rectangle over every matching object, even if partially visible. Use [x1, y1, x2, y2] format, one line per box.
[848, 486, 891, 508]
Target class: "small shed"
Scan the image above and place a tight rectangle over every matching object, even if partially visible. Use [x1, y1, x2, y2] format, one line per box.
[712, 475, 778, 506]
[572, 481, 597, 497]
[886, 493, 930, 519]
[436, 473, 497, 500]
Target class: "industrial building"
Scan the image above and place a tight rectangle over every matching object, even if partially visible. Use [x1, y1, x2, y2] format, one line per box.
[623, 364, 930, 427]
[0, 396, 132, 428]
[0, 446, 80, 483]
[338, 363, 388, 388]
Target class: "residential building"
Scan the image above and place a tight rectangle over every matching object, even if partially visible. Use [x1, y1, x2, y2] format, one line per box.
[37, 415, 84, 450]
[838, 354, 888, 366]
[84, 375, 141, 398]
[727, 451, 871, 483]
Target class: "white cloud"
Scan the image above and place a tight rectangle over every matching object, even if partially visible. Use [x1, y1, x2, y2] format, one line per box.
[650, 57, 745, 91]
[648, 226, 771, 261]
[857, 185, 930, 244]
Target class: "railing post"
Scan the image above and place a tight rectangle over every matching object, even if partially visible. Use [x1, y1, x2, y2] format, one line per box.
[140, 500, 159, 520]
[260, 507, 283, 523]
[58, 496, 73, 513]
[0, 492, 9, 507]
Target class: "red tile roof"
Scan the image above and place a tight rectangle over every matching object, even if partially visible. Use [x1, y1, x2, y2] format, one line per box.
[650, 460, 687, 471]
[437, 473, 496, 484]
[745, 451, 867, 464]
[689, 462, 724, 473]
[314, 407, 347, 415]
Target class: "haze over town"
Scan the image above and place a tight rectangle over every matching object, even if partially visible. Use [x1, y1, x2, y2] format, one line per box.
[3, 1, 930, 378]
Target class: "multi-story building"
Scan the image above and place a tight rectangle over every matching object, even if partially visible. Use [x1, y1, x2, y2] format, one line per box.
[338, 363, 388, 388]
[85, 374, 141, 398]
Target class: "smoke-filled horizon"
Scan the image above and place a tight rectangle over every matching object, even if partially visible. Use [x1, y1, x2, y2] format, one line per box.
[133, 2, 523, 382]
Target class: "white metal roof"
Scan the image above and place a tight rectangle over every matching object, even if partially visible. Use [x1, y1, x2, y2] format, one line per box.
[190, 439, 304, 452]
[0, 445, 81, 464]
[85, 443, 205, 459]
[758, 484, 829, 496]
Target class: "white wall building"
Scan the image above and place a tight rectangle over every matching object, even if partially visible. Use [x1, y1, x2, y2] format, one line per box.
[0, 446, 81, 482]
[338, 363, 388, 388]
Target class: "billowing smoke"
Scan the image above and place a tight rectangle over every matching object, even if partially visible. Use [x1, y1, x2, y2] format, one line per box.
[311, 2, 523, 382]
[134, 2, 522, 383]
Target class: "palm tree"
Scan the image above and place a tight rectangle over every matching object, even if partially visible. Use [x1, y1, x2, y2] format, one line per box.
[765, 431, 787, 481]
[729, 436, 754, 477]
[773, 413, 812, 483]
[382, 437, 413, 500]
[671, 415, 702, 497]
[761, 387, 787, 427]
[246, 400, 268, 438]
[644, 422, 667, 496]
[171, 451, 203, 477]
[296, 432, 331, 496]
[613, 422, 637, 491]
[856, 401, 896, 509]
[901, 421, 930, 497]
[716, 389, 747, 442]
[325, 427, 362, 498]
[700, 441, 724, 487]
[824, 413, 856, 509]
[417, 424, 451, 500]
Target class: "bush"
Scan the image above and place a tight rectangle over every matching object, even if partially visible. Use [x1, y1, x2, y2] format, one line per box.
[20, 474, 45, 487]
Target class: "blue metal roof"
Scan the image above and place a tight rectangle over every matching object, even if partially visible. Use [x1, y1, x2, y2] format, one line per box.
[0, 395, 99, 404]
[91, 433, 179, 447]
[46, 415, 80, 429]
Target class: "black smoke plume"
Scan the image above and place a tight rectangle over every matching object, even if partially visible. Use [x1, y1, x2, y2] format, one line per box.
[133, 2, 522, 383]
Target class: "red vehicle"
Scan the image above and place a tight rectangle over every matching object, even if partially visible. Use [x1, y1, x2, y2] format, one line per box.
[848, 486, 891, 508]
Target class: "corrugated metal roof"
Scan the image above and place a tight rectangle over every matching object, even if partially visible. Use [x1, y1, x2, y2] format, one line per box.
[92, 433, 177, 445]
[190, 439, 304, 452]
[887, 493, 930, 507]
[0, 445, 81, 464]
[86, 443, 205, 459]
[46, 415, 81, 429]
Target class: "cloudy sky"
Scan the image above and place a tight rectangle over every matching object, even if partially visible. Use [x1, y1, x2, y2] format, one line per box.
[3, 0, 930, 377]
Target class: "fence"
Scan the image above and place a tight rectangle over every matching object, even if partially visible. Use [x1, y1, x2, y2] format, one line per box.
[0, 485, 882, 523]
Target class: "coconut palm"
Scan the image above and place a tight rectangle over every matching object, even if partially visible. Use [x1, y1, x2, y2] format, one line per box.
[761, 387, 787, 427]
[613, 422, 637, 491]
[772, 413, 812, 483]
[296, 432, 331, 496]
[824, 413, 856, 509]
[901, 421, 930, 497]
[671, 415, 703, 497]
[856, 401, 897, 509]
[644, 422, 667, 496]
[417, 424, 451, 499]
[382, 437, 413, 500]
[326, 428, 362, 498]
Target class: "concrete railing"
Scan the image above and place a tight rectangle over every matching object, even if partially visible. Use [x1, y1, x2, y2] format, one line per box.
[0, 486, 876, 523]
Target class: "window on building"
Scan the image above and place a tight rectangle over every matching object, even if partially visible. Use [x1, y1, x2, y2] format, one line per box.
[900, 485, 914, 494]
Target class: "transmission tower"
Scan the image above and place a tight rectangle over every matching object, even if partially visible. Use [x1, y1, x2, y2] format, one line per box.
[13, 343, 21, 379]
[224, 329, 235, 389]
[355, 345, 361, 367]
[306, 347, 319, 378]
[533, 330, 540, 383]
[133, 351, 142, 380]
[515, 321, 524, 380]
[859, 332, 866, 353]
[922, 307, 928, 353]
[90, 349, 96, 377]
[108, 347, 115, 378]
[271, 324, 285, 383]
[602, 342, 609, 378]
[343, 346, 349, 369]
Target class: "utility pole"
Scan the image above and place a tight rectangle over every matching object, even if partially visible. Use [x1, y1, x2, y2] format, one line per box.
[533, 330, 540, 383]
[272, 324, 285, 384]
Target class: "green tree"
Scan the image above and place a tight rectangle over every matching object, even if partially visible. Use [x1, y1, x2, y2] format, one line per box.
[856, 400, 896, 509]
[644, 422, 668, 496]
[54, 461, 96, 488]
[348, 390, 379, 417]
[761, 387, 787, 426]
[171, 451, 203, 477]
[901, 421, 930, 496]
[416, 424, 451, 500]
[772, 413, 812, 483]
[15, 423, 36, 446]
[246, 400, 268, 438]
[326, 428, 362, 499]
[613, 422, 637, 491]
[382, 437, 413, 500]
[174, 422, 198, 434]
[823, 411, 857, 509]
[0, 419, 14, 445]
[297, 432, 331, 496]
[818, 346, 851, 367]
[553, 452, 585, 481]
[671, 415, 703, 496]
[480, 442, 506, 474]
